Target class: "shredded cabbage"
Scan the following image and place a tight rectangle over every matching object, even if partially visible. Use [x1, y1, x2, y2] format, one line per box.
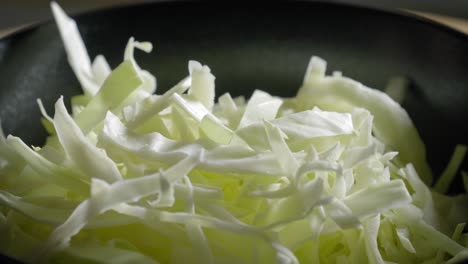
[0, 2, 467, 264]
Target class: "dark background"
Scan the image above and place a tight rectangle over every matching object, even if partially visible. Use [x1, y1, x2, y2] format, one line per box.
[1, 0, 468, 33]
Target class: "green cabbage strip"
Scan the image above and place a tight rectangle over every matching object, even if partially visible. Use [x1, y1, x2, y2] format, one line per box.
[74, 60, 143, 134]
[0, 2, 467, 264]
[434, 145, 468, 193]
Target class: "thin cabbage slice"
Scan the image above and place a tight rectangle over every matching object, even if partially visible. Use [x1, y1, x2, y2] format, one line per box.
[74, 60, 143, 134]
[54, 97, 122, 183]
[217, 92, 241, 128]
[343, 179, 411, 219]
[116, 38, 157, 110]
[91, 55, 112, 86]
[363, 215, 385, 264]
[171, 93, 233, 144]
[125, 76, 191, 129]
[396, 227, 416, 253]
[199, 114, 233, 145]
[434, 144, 468, 193]
[51, 2, 103, 96]
[188, 61, 215, 111]
[170, 105, 199, 141]
[52, 3, 152, 103]
[182, 176, 213, 264]
[237, 90, 283, 129]
[264, 120, 299, 176]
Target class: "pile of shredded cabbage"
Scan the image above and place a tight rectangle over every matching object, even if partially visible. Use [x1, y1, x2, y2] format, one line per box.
[0, 3, 467, 264]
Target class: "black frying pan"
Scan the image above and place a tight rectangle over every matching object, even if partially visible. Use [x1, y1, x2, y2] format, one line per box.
[0, 2, 467, 263]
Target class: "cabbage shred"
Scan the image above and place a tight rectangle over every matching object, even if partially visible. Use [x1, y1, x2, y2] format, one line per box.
[0, 2, 467, 264]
